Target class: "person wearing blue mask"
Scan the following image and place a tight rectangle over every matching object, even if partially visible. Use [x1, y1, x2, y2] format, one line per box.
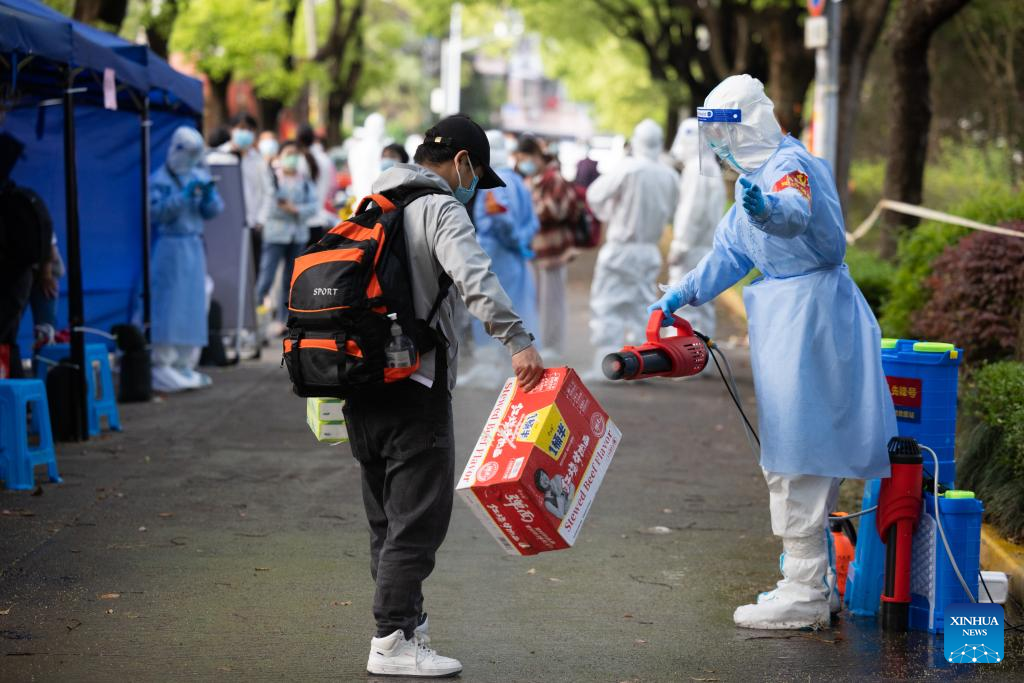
[380, 142, 409, 172]
[648, 75, 896, 631]
[460, 129, 540, 389]
[150, 126, 225, 392]
[219, 113, 273, 235]
[351, 114, 544, 677]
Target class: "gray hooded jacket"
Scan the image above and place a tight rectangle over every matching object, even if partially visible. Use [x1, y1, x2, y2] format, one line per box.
[371, 163, 533, 390]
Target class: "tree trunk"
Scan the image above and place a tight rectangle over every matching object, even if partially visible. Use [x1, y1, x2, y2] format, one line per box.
[881, 0, 972, 257]
[144, 0, 178, 60]
[73, 0, 128, 30]
[836, 0, 891, 215]
[759, 8, 815, 137]
[205, 75, 232, 137]
[258, 98, 284, 133]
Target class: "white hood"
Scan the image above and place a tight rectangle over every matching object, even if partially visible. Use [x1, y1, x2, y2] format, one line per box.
[630, 118, 663, 162]
[702, 74, 783, 173]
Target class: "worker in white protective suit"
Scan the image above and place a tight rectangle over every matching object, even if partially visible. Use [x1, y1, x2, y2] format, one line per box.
[348, 113, 387, 202]
[649, 75, 896, 630]
[668, 118, 726, 340]
[585, 119, 678, 380]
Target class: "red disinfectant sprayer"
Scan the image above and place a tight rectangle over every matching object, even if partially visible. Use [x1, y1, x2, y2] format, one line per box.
[602, 310, 709, 380]
[876, 436, 924, 632]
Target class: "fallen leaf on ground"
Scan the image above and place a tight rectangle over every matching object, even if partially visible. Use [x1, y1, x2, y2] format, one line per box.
[0, 607, 11, 615]
[526, 568, 536, 575]
[548, 577, 562, 583]
[2, 509, 35, 517]
[138, 526, 147, 532]
[105, 609, 114, 615]
[331, 600, 352, 607]
[662, 508, 673, 514]
[254, 567, 271, 572]
[640, 526, 672, 535]
[158, 512, 174, 518]
[65, 619, 82, 631]
[634, 639, 647, 645]
[99, 593, 120, 600]
[623, 614, 634, 619]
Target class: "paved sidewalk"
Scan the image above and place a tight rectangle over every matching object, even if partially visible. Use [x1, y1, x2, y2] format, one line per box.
[2, 271, 1022, 681]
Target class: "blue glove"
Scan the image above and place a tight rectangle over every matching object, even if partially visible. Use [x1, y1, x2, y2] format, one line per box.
[646, 288, 685, 326]
[182, 179, 202, 200]
[200, 180, 215, 200]
[739, 177, 771, 221]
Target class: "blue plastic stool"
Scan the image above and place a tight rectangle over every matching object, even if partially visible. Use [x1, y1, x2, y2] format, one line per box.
[0, 379, 62, 491]
[36, 343, 121, 436]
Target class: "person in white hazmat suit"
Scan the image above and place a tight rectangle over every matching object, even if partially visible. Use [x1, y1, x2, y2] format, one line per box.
[668, 118, 725, 340]
[649, 75, 896, 630]
[585, 119, 679, 379]
[348, 113, 387, 202]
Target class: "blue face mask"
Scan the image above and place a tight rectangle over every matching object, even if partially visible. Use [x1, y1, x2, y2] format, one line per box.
[232, 129, 255, 150]
[518, 159, 538, 177]
[453, 156, 478, 205]
[380, 158, 396, 171]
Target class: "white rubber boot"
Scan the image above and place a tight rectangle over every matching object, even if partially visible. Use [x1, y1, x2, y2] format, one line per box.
[735, 536, 831, 630]
[366, 629, 462, 678]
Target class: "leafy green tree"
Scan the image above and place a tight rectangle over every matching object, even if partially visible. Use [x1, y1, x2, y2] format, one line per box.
[508, 0, 812, 139]
[170, 0, 297, 131]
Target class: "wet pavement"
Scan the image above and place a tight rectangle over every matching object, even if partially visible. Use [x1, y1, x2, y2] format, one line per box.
[2, 267, 1022, 681]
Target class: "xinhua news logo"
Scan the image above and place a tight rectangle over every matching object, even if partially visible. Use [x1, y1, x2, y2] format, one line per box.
[945, 603, 1004, 664]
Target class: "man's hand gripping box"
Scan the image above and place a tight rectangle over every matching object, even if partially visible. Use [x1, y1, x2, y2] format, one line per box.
[456, 368, 621, 555]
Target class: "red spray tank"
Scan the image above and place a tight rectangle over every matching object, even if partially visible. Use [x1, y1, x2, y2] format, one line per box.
[876, 436, 924, 631]
[602, 310, 708, 381]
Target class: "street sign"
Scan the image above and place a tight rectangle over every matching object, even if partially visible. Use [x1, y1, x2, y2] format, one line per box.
[807, 0, 826, 18]
[805, 15, 828, 49]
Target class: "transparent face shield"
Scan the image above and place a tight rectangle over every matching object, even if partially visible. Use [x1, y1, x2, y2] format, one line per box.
[696, 107, 744, 176]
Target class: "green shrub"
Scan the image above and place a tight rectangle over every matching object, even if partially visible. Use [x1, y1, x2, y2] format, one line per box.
[845, 246, 894, 318]
[959, 361, 1024, 541]
[878, 188, 1024, 338]
[913, 222, 1024, 364]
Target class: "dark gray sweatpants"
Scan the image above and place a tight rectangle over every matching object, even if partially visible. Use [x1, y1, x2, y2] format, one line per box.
[342, 375, 455, 639]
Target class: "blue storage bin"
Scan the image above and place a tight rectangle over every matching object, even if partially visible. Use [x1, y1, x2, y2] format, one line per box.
[909, 491, 983, 633]
[880, 339, 962, 487]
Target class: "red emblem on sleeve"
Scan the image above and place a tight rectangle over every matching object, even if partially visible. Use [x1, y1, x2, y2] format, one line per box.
[771, 171, 811, 203]
[484, 190, 508, 215]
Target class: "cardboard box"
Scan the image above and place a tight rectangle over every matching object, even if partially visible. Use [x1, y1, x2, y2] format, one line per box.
[457, 368, 621, 556]
[306, 397, 348, 443]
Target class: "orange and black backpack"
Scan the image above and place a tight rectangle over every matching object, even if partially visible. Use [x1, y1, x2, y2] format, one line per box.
[283, 188, 451, 398]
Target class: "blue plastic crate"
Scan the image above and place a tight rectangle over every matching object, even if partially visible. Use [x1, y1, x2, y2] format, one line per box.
[880, 339, 962, 487]
[909, 492, 983, 634]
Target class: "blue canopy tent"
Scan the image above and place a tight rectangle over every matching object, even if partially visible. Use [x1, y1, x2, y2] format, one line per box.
[1, 0, 202, 439]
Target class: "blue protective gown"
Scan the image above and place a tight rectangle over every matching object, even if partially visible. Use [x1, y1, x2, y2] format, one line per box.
[674, 136, 896, 479]
[470, 166, 539, 345]
[149, 165, 224, 347]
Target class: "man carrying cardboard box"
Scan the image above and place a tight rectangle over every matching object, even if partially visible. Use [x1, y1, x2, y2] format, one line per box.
[343, 114, 544, 678]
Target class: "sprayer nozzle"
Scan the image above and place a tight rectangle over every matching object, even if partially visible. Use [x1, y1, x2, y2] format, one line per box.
[602, 353, 626, 380]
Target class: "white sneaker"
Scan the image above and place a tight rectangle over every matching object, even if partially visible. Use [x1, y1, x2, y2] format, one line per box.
[366, 629, 462, 678]
[414, 614, 430, 646]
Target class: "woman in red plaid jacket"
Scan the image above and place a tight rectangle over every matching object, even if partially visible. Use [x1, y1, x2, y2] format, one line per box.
[515, 135, 578, 362]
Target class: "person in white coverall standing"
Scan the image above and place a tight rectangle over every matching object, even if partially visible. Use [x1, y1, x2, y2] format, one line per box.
[668, 117, 727, 340]
[585, 119, 679, 379]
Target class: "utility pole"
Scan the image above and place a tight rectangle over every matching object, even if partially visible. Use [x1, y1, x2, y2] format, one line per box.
[806, 0, 841, 170]
[304, 0, 320, 127]
[440, 2, 463, 116]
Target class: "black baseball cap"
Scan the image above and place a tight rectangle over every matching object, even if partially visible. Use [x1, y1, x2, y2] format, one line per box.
[422, 114, 505, 189]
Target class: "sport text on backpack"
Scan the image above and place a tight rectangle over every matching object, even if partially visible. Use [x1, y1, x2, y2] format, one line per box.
[283, 189, 450, 398]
